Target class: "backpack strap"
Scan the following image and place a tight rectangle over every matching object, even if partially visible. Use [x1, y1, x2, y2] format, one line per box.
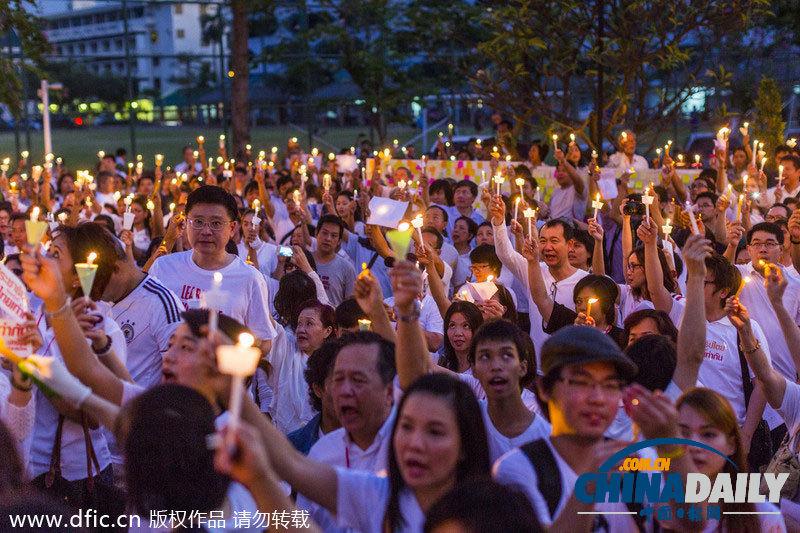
[520, 439, 562, 519]
[736, 331, 754, 408]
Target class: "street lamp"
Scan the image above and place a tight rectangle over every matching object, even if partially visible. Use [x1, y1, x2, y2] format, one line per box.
[38, 81, 63, 157]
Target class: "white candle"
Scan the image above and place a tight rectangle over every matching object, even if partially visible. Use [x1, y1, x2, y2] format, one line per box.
[523, 207, 535, 236]
[778, 165, 784, 189]
[642, 184, 654, 220]
[687, 202, 699, 234]
[217, 332, 260, 448]
[662, 218, 673, 235]
[411, 214, 424, 243]
[514, 197, 521, 220]
[592, 193, 603, 219]
[219, 134, 225, 150]
[752, 139, 758, 166]
[494, 175, 504, 196]
[207, 272, 223, 334]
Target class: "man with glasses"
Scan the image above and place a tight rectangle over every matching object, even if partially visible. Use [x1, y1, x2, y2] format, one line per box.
[149, 186, 276, 353]
[733, 223, 800, 450]
[688, 176, 712, 203]
[493, 326, 700, 531]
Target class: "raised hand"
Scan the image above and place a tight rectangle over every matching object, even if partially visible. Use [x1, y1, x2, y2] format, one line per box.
[19, 246, 66, 306]
[353, 271, 385, 317]
[390, 260, 422, 313]
[636, 218, 658, 246]
[588, 218, 604, 242]
[765, 265, 787, 304]
[521, 236, 539, 263]
[682, 234, 712, 278]
[725, 295, 751, 331]
[623, 384, 679, 441]
[489, 194, 506, 225]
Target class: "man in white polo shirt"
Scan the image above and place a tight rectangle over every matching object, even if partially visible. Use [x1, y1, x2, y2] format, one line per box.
[296, 332, 396, 532]
[149, 186, 276, 353]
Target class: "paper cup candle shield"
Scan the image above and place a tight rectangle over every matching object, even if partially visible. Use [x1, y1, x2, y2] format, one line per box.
[75, 252, 98, 300]
[386, 222, 414, 261]
[26, 207, 48, 247]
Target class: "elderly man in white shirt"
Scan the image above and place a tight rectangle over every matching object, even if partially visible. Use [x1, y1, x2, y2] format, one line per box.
[607, 129, 649, 171]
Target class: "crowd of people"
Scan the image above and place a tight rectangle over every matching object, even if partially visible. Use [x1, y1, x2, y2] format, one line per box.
[2, 122, 800, 533]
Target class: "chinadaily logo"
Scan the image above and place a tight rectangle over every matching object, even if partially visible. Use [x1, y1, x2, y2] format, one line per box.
[574, 438, 788, 524]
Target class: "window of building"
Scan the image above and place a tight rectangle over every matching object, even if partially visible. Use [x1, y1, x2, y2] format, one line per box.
[176, 29, 185, 38]
[78, 43, 86, 54]
[153, 57, 160, 67]
[133, 7, 143, 18]
[150, 31, 158, 43]
[102, 40, 110, 51]
[90, 42, 98, 52]
[175, 3, 183, 14]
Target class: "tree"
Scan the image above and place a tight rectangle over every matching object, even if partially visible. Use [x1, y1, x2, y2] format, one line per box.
[230, 0, 251, 159]
[753, 77, 784, 166]
[469, 0, 769, 151]
[0, 1, 48, 116]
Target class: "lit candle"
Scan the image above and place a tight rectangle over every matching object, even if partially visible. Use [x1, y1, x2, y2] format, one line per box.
[523, 207, 536, 236]
[569, 133, 576, 145]
[778, 165, 784, 189]
[665, 140, 672, 157]
[30, 206, 39, 222]
[759, 259, 771, 278]
[494, 175, 504, 196]
[74, 252, 99, 301]
[592, 193, 603, 219]
[515, 177, 525, 189]
[552, 134, 558, 152]
[752, 139, 758, 167]
[358, 319, 372, 331]
[197, 135, 204, 144]
[686, 201, 699, 234]
[586, 297, 598, 319]
[662, 218, 673, 235]
[155, 154, 163, 167]
[358, 262, 370, 279]
[216, 332, 260, 448]
[642, 184, 654, 220]
[694, 154, 700, 167]
[411, 214, 424, 243]
[97, 150, 104, 160]
[760, 157, 767, 174]
[219, 134, 225, 149]
[514, 197, 521, 220]
[398, 179, 407, 190]
[146, 199, 155, 213]
[734, 276, 750, 298]
[293, 189, 301, 207]
[323, 174, 332, 192]
[736, 193, 744, 222]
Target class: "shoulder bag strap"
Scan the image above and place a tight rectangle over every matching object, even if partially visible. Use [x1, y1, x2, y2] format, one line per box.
[45, 415, 66, 489]
[520, 439, 562, 518]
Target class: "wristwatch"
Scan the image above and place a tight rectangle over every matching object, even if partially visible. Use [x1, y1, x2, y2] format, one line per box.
[394, 300, 421, 322]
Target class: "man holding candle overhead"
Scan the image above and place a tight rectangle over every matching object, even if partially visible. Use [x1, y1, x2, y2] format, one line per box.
[766, 155, 800, 205]
[149, 186, 276, 353]
[607, 129, 649, 170]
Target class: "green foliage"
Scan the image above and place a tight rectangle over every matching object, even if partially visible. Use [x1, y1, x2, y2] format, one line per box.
[470, 0, 769, 150]
[39, 62, 129, 104]
[0, 0, 49, 115]
[753, 77, 785, 161]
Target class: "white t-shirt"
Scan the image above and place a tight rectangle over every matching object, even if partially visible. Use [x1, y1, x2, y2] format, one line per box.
[132, 227, 151, 251]
[735, 263, 800, 381]
[265, 324, 315, 434]
[617, 285, 685, 328]
[236, 238, 278, 278]
[548, 184, 588, 221]
[315, 253, 356, 307]
[335, 468, 425, 533]
[479, 400, 551, 462]
[701, 317, 770, 425]
[385, 294, 444, 337]
[149, 251, 277, 341]
[493, 437, 645, 529]
[607, 152, 649, 171]
[110, 275, 183, 389]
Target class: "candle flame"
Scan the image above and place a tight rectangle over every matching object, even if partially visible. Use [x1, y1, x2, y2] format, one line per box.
[213, 272, 223, 283]
[238, 332, 255, 348]
[588, 298, 599, 304]
[87, 252, 97, 265]
[397, 222, 411, 232]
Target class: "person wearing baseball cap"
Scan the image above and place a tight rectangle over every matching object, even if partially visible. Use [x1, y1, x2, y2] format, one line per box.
[494, 326, 650, 530]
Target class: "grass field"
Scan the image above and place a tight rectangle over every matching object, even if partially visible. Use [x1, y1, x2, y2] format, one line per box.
[0, 124, 426, 170]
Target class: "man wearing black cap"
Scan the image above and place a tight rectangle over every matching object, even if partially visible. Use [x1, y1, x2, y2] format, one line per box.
[493, 326, 701, 532]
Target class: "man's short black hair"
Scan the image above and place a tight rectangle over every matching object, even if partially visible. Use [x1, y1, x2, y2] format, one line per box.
[747, 221, 784, 245]
[542, 219, 574, 241]
[694, 191, 718, 205]
[469, 244, 502, 276]
[514, 164, 532, 181]
[335, 298, 368, 330]
[316, 214, 345, 239]
[429, 180, 453, 205]
[426, 204, 449, 223]
[453, 180, 478, 198]
[337, 331, 396, 385]
[422, 227, 444, 250]
[185, 185, 239, 223]
[781, 154, 800, 171]
[571, 229, 595, 262]
[704, 253, 740, 307]
[768, 203, 791, 220]
[276, 175, 294, 192]
[733, 145, 747, 155]
[304, 338, 345, 412]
